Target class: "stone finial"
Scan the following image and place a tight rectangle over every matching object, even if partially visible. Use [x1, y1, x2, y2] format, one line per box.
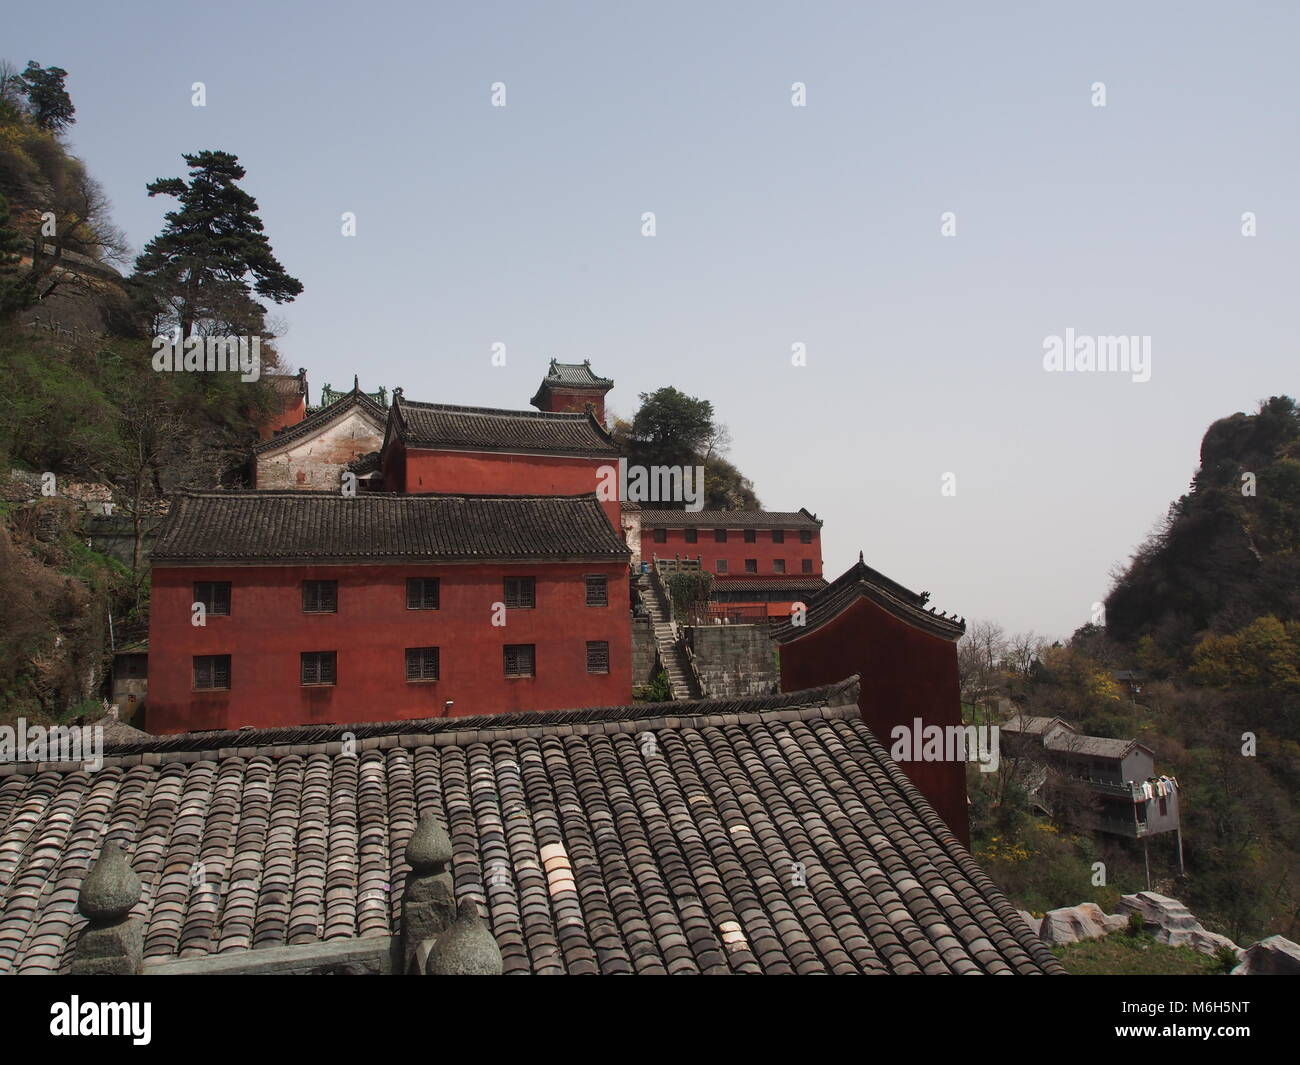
[858, 551, 864, 564]
[72, 841, 143, 975]
[425, 898, 503, 976]
[78, 841, 140, 924]
[405, 811, 452, 875]
[353, 374, 360, 390]
[401, 811, 456, 973]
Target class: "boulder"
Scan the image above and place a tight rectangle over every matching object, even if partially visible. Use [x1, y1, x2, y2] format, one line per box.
[1117, 891, 1202, 944]
[1231, 935, 1300, 975]
[1186, 929, 1242, 960]
[1039, 904, 1108, 945]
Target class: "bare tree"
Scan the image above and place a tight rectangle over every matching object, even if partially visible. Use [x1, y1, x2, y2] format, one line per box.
[0, 60, 24, 107]
[102, 384, 194, 604]
[958, 619, 1007, 706]
[20, 162, 129, 307]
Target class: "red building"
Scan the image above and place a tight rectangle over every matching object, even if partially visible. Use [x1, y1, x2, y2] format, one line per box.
[146, 491, 632, 733]
[636, 509, 825, 618]
[772, 555, 970, 844]
[257, 368, 310, 440]
[529, 358, 615, 424]
[381, 392, 622, 530]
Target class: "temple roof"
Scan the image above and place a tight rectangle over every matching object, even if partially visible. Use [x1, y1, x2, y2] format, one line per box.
[152, 491, 629, 565]
[0, 677, 1062, 975]
[265, 368, 308, 401]
[772, 556, 965, 643]
[252, 383, 386, 455]
[389, 394, 618, 456]
[528, 358, 614, 409]
[638, 508, 821, 529]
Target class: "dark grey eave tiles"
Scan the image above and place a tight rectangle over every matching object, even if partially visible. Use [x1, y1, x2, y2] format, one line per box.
[151, 490, 630, 565]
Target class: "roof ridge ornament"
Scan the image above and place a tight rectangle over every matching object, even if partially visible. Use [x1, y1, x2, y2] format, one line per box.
[72, 840, 144, 974]
[424, 897, 504, 976]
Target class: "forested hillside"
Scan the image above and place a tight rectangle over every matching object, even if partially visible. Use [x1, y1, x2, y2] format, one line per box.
[967, 396, 1300, 944]
[0, 58, 299, 724]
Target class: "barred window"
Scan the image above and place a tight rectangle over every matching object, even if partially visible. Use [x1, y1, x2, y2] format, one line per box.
[802, 558, 813, 573]
[772, 529, 785, 544]
[773, 559, 786, 574]
[684, 528, 698, 543]
[504, 644, 535, 677]
[301, 651, 337, 686]
[800, 529, 813, 544]
[586, 641, 610, 674]
[193, 582, 231, 615]
[585, 575, 608, 607]
[504, 577, 535, 609]
[406, 578, 440, 610]
[716, 559, 728, 574]
[744, 559, 758, 574]
[302, 581, 338, 613]
[744, 529, 756, 543]
[653, 528, 667, 543]
[405, 646, 440, 681]
[714, 529, 727, 543]
[193, 655, 230, 690]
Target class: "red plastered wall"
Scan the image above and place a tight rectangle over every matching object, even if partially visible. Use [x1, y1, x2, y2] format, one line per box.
[402, 449, 620, 530]
[778, 599, 970, 845]
[146, 560, 631, 732]
[640, 526, 822, 578]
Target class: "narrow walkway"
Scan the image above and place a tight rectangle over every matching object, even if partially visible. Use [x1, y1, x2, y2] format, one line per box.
[637, 573, 701, 699]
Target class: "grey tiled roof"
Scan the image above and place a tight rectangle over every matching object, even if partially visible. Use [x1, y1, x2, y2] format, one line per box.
[538, 359, 613, 389]
[266, 372, 307, 398]
[772, 559, 964, 643]
[639, 509, 822, 529]
[0, 678, 1063, 975]
[1001, 716, 1074, 737]
[391, 396, 618, 455]
[1044, 733, 1148, 759]
[152, 491, 630, 564]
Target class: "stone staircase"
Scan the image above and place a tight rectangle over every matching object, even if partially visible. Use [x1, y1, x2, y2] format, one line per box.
[637, 573, 701, 699]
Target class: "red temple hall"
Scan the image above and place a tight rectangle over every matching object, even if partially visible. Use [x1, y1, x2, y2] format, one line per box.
[147, 491, 631, 732]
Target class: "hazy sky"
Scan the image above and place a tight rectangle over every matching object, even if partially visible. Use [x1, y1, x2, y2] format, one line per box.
[11, 1, 1298, 638]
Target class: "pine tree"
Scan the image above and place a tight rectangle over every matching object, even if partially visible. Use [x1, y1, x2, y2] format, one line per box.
[19, 62, 75, 133]
[131, 150, 303, 338]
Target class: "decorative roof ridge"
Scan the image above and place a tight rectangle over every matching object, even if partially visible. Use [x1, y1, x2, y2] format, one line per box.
[0, 678, 864, 772]
[251, 384, 386, 454]
[772, 558, 965, 643]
